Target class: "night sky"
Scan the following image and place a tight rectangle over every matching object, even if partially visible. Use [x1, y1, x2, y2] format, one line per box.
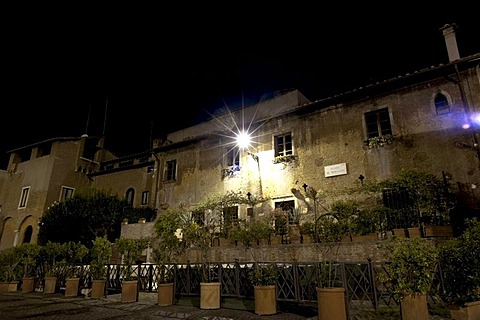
[2, 4, 479, 169]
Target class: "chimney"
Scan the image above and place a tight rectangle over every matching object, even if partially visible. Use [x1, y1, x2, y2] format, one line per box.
[440, 23, 460, 62]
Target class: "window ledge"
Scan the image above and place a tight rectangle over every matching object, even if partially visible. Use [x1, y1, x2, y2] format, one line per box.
[273, 155, 296, 164]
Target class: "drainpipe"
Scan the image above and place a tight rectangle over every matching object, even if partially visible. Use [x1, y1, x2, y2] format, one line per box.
[152, 151, 161, 211]
[454, 63, 480, 165]
[441, 23, 480, 168]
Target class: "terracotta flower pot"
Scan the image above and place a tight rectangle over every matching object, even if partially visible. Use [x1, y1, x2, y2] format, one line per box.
[254, 285, 276, 315]
[200, 282, 221, 309]
[317, 287, 347, 320]
[157, 282, 174, 306]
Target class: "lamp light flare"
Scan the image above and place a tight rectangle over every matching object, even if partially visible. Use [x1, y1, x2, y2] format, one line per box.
[472, 113, 480, 125]
[236, 131, 251, 149]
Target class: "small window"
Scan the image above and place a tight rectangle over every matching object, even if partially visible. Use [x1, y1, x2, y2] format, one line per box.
[226, 147, 240, 167]
[19, 187, 30, 208]
[365, 108, 392, 138]
[222, 206, 239, 232]
[126, 188, 135, 206]
[165, 160, 177, 181]
[223, 206, 238, 224]
[60, 187, 75, 202]
[274, 133, 293, 157]
[434, 93, 450, 115]
[141, 191, 149, 205]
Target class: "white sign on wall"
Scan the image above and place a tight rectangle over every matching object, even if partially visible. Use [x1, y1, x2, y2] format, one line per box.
[324, 163, 347, 177]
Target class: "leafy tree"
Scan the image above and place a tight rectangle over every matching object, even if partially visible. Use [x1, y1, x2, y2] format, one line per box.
[37, 188, 156, 247]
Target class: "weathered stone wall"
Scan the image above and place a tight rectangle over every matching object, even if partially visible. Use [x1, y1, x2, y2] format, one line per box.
[179, 240, 389, 264]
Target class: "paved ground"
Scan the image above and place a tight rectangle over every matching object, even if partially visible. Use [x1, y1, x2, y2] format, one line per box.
[0, 291, 452, 319]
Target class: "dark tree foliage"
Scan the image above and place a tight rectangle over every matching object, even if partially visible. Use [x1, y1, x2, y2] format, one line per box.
[37, 189, 157, 247]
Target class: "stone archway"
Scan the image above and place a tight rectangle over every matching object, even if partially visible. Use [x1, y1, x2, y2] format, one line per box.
[18, 215, 38, 245]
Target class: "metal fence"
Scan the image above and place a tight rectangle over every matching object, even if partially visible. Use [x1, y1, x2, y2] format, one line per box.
[61, 259, 446, 310]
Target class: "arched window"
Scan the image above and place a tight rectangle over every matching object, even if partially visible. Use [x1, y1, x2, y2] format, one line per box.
[126, 188, 135, 206]
[23, 226, 33, 243]
[434, 93, 450, 115]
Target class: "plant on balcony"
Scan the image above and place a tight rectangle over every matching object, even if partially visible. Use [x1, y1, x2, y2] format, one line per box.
[272, 154, 296, 164]
[221, 165, 240, 179]
[365, 133, 395, 148]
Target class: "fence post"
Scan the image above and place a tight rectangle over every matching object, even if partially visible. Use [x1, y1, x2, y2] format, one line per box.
[368, 258, 378, 309]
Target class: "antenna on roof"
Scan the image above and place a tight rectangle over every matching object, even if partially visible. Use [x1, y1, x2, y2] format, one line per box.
[149, 121, 153, 150]
[83, 105, 91, 137]
[102, 96, 109, 137]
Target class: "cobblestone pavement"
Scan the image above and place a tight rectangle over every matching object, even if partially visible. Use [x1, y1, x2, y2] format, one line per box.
[0, 291, 452, 319]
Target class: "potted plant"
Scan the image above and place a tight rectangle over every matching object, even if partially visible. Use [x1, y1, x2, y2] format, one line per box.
[40, 241, 66, 294]
[182, 209, 221, 310]
[150, 208, 188, 306]
[114, 237, 149, 302]
[438, 218, 480, 319]
[315, 214, 347, 320]
[249, 262, 278, 315]
[232, 216, 278, 315]
[0, 247, 22, 292]
[377, 236, 438, 320]
[89, 236, 113, 298]
[17, 242, 42, 292]
[290, 184, 348, 319]
[63, 241, 88, 297]
[351, 206, 388, 241]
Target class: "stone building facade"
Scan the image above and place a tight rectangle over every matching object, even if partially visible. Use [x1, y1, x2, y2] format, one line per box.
[0, 135, 110, 249]
[0, 25, 479, 258]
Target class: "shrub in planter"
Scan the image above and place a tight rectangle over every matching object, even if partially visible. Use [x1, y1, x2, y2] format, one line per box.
[64, 241, 88, 278]
[17, 243, 42, 292]
[377, 236, 438, 320]
[115, 237, 149, 302]
[236, 217, 278, 316]
[438, 218, 480, 309]
[16, 243, 42, 278]
[115, 237, 149, 281]
[89, 236, 113, 280]
[39, 241, 68, 294]
[249, 263, 277, 287]
[63, 241, 88, 297]
[40, 241, 66, 278]
[0, 247, 22, 284]
[151, 208, 188, 306]
[89, 236, 113, 298]
[151, 208, 187, 284]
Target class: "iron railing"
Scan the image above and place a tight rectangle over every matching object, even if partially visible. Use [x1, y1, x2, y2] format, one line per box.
[56, 259, 447, 311]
